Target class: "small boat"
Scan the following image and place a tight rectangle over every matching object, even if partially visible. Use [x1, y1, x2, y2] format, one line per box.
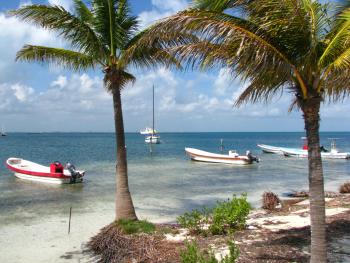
[282, 148, 350, 159]
[185, 148, 259, 165]
[282, 139, 350, 159]
[140, 127, 158, 135]
[6, 158, 85, 184]
[257, 144, 285, 154]
[257, 137, 308, 154]
[1, 126, 6, 136]
[144, 85, 161, 144]
[145, 134, 160, 144]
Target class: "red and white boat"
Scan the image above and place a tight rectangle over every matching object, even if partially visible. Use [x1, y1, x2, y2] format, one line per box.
[6, 158, 85, 184]
[185, 148, 259, 165]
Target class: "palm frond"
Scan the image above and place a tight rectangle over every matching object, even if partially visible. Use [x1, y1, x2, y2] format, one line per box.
[11, 4, 106, 59]
[103, 69, 135, 92]
[322, 68, 350, 102]
[122, 28, 199, 69]
[194, 0, 252, 12]
[140, 9, 309, 98]
[92, 0, 118, 58]
[73, 0, 94, 23]
[319, 7, 350, 68]
[16, 45, 97, 70]
[115, 0, 138, 51]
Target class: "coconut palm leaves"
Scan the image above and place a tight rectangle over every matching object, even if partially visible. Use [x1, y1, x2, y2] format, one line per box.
[12, 0, 179, 220]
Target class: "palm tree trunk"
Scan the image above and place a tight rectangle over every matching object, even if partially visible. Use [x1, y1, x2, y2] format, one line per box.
[302, 97, 326, 263]
[112, 88, 137, 221]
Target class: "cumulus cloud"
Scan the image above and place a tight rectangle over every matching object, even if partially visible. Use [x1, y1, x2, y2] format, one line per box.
[0, 12, 64, 84]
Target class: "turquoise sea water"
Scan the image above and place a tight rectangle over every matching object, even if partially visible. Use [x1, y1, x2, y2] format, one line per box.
[0, 132, 350, 224]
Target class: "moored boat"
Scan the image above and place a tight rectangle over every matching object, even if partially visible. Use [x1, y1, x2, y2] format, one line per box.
[144, 85, 161, 144]
[6, 158, 85, 184]
[282, 139, 350, 159]
[145, 134, 160, 144]
[282, 148, 350, 159]
[185, 148, 259, 165]
[257, 144, 285, 154]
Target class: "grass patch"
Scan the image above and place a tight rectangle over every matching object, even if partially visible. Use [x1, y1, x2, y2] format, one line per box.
[115, 219, 156, 234]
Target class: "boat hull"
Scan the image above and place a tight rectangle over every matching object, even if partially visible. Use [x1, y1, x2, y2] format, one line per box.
[257, 144, 283, 154]
[145, 135, 160, 144]
[185, 148, 254, 165]
[13, 172, 82, 184]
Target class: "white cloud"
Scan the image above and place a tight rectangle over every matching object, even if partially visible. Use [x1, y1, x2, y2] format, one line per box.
[48, 0, 73, 11]
[151, 0, 188, 12]
[11, 83, 34, 102]
[138, 0, 189, 28]
[51, 75, 67, 88]
[214, 68, 233, 96]
[0, 13, 64, 84]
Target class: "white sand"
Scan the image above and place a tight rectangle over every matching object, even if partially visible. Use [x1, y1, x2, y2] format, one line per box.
[247, 207, 350, 231]
[0, 207, 172, 263]
[0, 210, 114, 263]
[165, 228, 191, 242]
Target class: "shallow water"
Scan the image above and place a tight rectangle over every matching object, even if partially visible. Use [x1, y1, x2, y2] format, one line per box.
[0, 132, 349, 224]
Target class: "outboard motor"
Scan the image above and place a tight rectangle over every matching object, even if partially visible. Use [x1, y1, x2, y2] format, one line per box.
[66, 162, 80, 183]
[246, 150, 260, 163]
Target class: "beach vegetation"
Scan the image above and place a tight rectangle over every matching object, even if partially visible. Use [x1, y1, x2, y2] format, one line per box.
[262, 191, 280, 211]
[339, 182, 350, 194]
[180, 240, 239, 263]
[115, 219, 156, 234]
[177, 194, 251, 235]
[11, 0, 179, 221]
[136, 0, 350, 261]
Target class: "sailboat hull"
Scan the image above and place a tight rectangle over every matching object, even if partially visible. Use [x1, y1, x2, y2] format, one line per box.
[145, 135, 160, 144]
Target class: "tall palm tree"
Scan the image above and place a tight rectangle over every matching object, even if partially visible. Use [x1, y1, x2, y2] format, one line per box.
[12, 0, 182, 220]
[136, 0, 350, 262]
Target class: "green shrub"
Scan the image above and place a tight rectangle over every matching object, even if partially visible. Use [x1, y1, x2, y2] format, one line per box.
[177, 210, 203, 234]
[177, 207, 212, 235]
[177, 194, 251, 236]
[209, 194, 251, 235]
[180, 240, 239, 263]
[115, 219, 155, 234]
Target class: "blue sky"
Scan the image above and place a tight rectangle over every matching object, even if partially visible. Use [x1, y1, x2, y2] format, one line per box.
[0, 0, 349, 132]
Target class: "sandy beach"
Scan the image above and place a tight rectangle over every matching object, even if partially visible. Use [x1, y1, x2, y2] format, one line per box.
[2, 193, 350, 263]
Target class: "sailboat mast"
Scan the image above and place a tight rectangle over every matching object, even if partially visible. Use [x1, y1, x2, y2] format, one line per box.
[152, 85, 155, 135]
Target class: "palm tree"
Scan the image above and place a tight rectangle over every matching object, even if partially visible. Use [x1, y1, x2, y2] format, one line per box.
[136, 0, 350, 262]
[12, 0, 181, 220]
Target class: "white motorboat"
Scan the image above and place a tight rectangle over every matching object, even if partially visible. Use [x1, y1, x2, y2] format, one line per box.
[257, 144, 285, 154]
[282, 148, 350, 159]
[257, 137, 308, 154]
[185, 148, 259, 165]
[282, 139, 350, 159]
[6, 158, 85, 184]
[144, 85, 161, 144]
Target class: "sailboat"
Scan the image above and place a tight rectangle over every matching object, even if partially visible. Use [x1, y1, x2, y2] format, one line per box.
[1, 126, 6, 136]
[144, 85, 160, 144]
